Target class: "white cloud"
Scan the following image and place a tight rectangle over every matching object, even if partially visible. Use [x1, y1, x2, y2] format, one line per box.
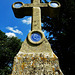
[6, 27, 23, 35]
[22, 17, 32, 24]
[5, 32, 16, 38]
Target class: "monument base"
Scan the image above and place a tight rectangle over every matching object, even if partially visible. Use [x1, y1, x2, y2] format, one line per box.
[11, 38, 63, 75]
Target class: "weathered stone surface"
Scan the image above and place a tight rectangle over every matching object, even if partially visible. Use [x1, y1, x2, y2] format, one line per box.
[12, 0, 63, 75]
[11, 38, 63, 75]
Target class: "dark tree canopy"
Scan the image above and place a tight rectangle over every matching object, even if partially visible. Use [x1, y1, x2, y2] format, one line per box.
[42, 0, 75, 75]
[0, 30, 22, 75]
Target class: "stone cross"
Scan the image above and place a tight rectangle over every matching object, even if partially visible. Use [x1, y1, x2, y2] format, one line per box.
[11, 0, 63, 75]
[12, 0, 61, 31]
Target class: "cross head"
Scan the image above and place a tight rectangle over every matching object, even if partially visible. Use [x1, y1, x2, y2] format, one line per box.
[12, 0, 61, 31]
[12, 0, 61, 44]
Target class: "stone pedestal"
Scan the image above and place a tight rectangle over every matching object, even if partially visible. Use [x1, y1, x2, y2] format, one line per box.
[11, 38, 63, 75]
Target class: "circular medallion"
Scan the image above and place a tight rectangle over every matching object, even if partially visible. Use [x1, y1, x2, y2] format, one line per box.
[14, 3, 22, 8]
[50, 3, 59, 7]
[13, 2, 24, 8]
[49, 1, 61, 8]
[28, 30, 45, 45]
[31, 33, 42, 42]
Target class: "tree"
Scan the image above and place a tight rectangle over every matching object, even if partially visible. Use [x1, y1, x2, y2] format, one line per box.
[0, 30, 22, 75]
[42, 0, 75, 75]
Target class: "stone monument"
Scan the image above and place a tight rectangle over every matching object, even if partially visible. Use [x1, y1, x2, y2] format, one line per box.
[11, 0, 63, 75]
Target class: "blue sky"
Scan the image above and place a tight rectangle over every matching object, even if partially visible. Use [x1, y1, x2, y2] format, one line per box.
[0, 0, 53, 41]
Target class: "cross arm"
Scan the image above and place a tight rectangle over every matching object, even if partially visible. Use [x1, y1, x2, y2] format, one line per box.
[12, 1, 61, 18]
[23, 3, 48, 7]
[12, 3, 49, 18]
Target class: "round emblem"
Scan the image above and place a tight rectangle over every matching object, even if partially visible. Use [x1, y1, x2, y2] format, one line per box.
[13, 2, 24, 8]
[28, 30, 45, 45]
[31, 33, 42, 42]
[14, 3, 22, 8]
[50, 3, 58, 7]
[49, 1, 61, 8]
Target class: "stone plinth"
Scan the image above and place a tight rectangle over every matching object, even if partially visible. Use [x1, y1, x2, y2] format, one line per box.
[11, 38, 63, 75]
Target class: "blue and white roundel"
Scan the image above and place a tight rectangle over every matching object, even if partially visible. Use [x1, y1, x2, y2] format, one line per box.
[31, 33, 41, 42]
[50, 3, 58, 7]
[14, 3, 22, 8]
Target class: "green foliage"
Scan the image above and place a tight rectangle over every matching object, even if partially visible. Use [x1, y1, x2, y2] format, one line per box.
[0, 30, 22, 75]
[42, 0, 75, 75]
